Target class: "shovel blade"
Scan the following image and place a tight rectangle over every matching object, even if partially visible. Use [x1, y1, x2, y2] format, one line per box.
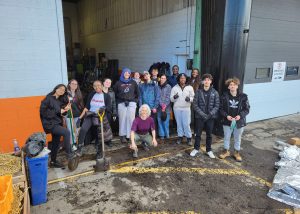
[94, 157, 110, 172]
[68, 156, 79, 171]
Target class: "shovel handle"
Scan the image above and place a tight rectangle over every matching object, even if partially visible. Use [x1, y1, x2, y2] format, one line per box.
[97, 111, 105, 122]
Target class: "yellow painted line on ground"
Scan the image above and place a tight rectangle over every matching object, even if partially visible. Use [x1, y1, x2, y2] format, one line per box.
[277, 208, 295, 214]
[48, 170, 94, 185]
[110, 166, 250, 176]
[220, 159, 272, 188]
[48, 147, 193, 185]
[112, 147, 193, 169]
[111, 211, 200, 214]
[112, 153, 170, 168]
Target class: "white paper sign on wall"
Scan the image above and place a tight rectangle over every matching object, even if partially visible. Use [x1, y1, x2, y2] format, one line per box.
[272, 62, 286, 82]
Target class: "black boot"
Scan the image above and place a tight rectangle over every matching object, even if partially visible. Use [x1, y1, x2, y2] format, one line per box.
[76, 144, 84, 157]
[187, 138, 193, 146]
[49, 160, 64, 168]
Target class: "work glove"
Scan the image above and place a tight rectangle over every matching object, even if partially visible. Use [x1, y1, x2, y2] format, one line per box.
[185, 96, 190, 102]
[173, 93, 179, 99]
[76, 118, 81, 128]
[124, 101, 129, 107]
[161, 104, 167, 112]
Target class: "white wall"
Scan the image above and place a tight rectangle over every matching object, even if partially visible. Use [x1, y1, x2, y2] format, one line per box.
[244, 80, 300, 122]
[81, 7, 196, 72]
[0, 0, 67, 98]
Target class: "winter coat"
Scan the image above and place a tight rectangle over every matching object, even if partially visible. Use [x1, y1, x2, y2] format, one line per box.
[107, 88, 117, 115]
[167, 75, 178, 88]
[170, 84, 195, 109]
[139, 81, 160, 109]
[85, 91, 112, 114]
[158, 83, 172, 113]
[220, 91, 250, 128]
[113, 79, 139, 104]
[67, 91, 83, 118]
[193, 87, 220, 119]
[40, 95, 64, 133]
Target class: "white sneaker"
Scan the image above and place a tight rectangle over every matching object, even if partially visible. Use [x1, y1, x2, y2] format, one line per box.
[190, 149, 199, 157]
[207, 151, 216, 159]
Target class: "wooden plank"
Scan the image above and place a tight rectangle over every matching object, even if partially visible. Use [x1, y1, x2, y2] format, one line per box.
[12, 152, 26, 185]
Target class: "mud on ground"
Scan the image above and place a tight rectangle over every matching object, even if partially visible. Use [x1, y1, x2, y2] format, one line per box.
[31, 114, 300, 214]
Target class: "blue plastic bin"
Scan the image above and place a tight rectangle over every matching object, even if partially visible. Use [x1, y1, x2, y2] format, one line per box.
[26, 155, 48, 205]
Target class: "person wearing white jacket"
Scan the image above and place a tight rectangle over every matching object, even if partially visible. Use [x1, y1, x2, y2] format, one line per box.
[170, 73, 195, 145]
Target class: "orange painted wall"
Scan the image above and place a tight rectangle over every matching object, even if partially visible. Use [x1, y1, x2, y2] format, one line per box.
[0, 96, 46, 153]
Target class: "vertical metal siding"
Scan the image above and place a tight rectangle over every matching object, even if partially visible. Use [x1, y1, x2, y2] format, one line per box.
[78, 0, 195, 36]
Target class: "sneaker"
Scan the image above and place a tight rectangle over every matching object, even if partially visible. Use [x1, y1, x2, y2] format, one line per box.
[190, 149, 199, 157]
[121, 136, 127, 144]
[233, 151, 242, 162]
[132, 150, 138, 158]
[176, 137, 183, 145]
[219, 149, 230, 159]
[75, 148, 83, 157]
[207, 151, 216, 159]
[187, 138, 193, 146]
[49, 161, 64, 168]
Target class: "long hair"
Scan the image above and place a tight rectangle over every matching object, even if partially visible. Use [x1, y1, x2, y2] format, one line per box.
[49, 84, 69, 106]
[67, 79, 84, 108]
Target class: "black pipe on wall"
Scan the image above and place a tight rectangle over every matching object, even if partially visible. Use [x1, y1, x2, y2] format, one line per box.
[201, 0, 252, 135]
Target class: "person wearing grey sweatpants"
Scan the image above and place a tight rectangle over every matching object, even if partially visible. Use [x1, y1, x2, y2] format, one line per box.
[118, 101, 137, 140]
[113, 67, 140, 143]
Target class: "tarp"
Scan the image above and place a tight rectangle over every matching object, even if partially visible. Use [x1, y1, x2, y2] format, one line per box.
[268, 145, 300, 208]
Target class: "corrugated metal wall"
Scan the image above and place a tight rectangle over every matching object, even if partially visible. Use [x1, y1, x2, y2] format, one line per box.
[78, 0, 195, 36]
[244, 0, 300, 122]
[245, 0, 300, 83]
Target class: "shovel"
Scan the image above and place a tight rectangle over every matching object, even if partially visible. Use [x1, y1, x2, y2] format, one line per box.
[94, 109, 110, 172]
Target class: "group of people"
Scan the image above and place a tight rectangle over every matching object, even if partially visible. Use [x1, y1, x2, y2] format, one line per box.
[39, 64, 250, 168]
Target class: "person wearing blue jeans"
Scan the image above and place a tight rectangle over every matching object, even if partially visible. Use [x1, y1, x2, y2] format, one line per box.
[190, 74, 220, 159]
[170, 73, 195, 145]
[157, 74, 172, 140]
[219, 77, 250, 162]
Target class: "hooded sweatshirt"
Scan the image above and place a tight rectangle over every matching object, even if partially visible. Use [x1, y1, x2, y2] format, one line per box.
[113, 68, 139, 104]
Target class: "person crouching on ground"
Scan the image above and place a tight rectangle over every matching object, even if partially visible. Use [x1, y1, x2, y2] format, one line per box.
[190, 74, 220, 159]
[170, 73, 195, 145]
[219, 77, 250, 162]
[40, 84, 75, 168]
[130, 104, 158, 158]
[77, 80, 112, 158]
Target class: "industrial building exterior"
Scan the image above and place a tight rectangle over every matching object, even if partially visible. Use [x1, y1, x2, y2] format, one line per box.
[0, 0, 299, 152]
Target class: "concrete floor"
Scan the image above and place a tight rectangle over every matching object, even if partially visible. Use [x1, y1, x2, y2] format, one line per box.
[31, 113, 300, 214]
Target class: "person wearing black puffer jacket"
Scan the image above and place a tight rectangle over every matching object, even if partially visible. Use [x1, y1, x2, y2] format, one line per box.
[219, 77, 250, 162]
[190, 74, 220, 159]
[40, 84, 75, 168]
